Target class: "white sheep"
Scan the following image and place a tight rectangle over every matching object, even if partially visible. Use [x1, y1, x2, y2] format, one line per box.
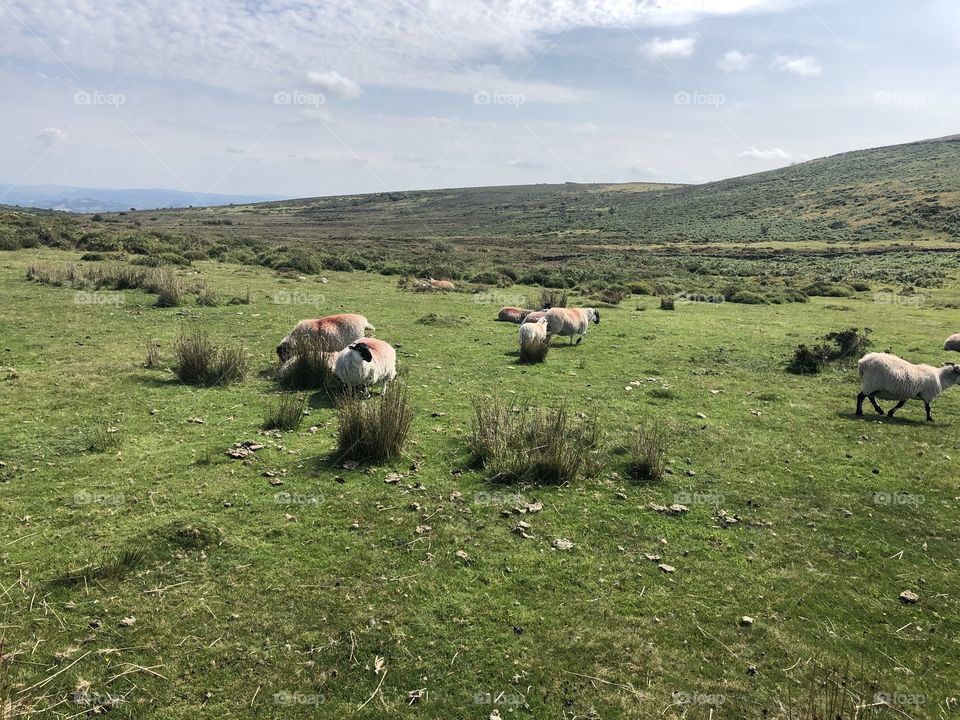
[276, 313, 374, 362]
[334, 338, 397, 394]
[944, 334, 960, 352]
[857, 351, 960, 421]
[518, 317, 550, 363]
[545, 307, 600, 345]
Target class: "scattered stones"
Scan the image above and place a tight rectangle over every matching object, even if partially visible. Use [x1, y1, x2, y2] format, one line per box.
[384, 472, 403, 484]
[415, 525, 432, 536]
[715, 510, 739, 526]
[552, 538, 573, 551]
[512, 522, 534, 539]
[643, 553, 662, 562]
[187, 417, 205, 424]
[225, 441, 264, 459]
[899, 590, 920, 604]
[648, 503, 688, 515]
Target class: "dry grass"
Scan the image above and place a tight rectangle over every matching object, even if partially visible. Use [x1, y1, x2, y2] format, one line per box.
[263, 394, 307, 431]
[336, 381, 412, 463]
[622, 421, 666, 483]
[173, 331, 248, 386]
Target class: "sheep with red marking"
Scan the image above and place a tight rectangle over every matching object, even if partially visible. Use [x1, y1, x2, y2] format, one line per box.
[545, 307, 600, 345]
[430, 278, 456, 291]
[497, 307, 530, 323]
[521, 310, 547, 324]
[276, 313, 374, 362]
[334, 338, 397, 395]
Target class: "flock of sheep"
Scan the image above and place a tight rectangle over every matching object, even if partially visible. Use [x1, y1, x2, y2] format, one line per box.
[269, 302, 960, 423]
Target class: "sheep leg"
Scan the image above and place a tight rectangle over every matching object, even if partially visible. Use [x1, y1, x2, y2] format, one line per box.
[868, 393, 884, 414]
[886, 400, 907, 417]
[925, 402, 933, 422]
[856, 392, 866, 416]
[576, 335, 583, 345]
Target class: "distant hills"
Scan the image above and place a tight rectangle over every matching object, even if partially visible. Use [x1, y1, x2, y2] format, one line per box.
[0, 184, 288, 213]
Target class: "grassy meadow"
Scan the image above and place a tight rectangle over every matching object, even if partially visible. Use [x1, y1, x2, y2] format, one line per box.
[2, 247, 959, 718]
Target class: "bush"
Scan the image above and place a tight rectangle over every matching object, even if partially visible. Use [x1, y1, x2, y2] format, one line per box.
[276, 335, 339, 390]
[469, 399, 602, 485]
[173, 331, 248, 386]
[594, 286, 629, 305]
[660, 296, 675, 310]
[803, 280, 853, 297]
[144, 268, 182, 307]
[728, 290, 767, 305]
[787, 344, 831, 374]
[539, 287, 568, 309]
[323, 255, 354, 272]
[263, 394, 307, 431]
[622, 422, 666, 483]
[335, 381, 412, 463]
[824, 327, 871, 363]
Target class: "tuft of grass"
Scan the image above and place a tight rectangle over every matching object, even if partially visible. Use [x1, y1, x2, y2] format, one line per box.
[173, 331, 248, 386]
[660, 296, 676, 310]
[263, 394, 307, 431]
[622, 422, 666, 483]
[518, 337, 550, 364]
[787, 327, 871, 374]
[277, 334, 338, 390]
[152, 520, 223, 551]
[195, 285, 220, 307]
[144, 339, 162, 368]
[85, 423, 122, 453]
[228, 287, 252, 305]
[470, 399, 602, 485]
[336, 381, 413, 463]
[145, 267, 183, 307]
[539, 287, 568, 309]
[52, 545, 151, 587]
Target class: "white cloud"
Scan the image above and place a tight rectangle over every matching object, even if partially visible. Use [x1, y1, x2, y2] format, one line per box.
[738, 146, 791, 160]
[35, 127, 66, 148]
[719, 49, 752, 72]
[305, 70, 361, 98]
[640, 35, 697, 60]
[771, 54, 822, 76]
[507, 158, 546, 169]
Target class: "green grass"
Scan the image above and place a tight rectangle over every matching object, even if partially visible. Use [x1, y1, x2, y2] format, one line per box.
[1, 248, 959, 718]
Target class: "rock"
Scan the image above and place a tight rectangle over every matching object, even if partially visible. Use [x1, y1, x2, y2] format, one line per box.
[342, 460, 359, 470]
[120, 616, 136, 627]
[696, 412, 707, 419]
[740, 616, 754, 626]
[415, 525, 432, 536]
[899, 590, 920, 604]
[384, 472, 403, 483]
[644, 553, 662, 562]
[455, 550, 471, 562]
[552, 538, 573, 551]
[512, 522, 534, 539]
[657, 563, 675, 573]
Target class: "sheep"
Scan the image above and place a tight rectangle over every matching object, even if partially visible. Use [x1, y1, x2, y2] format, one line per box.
[545, 307, 600, 345]
[856, 351, 960, 421]
[521, 310, 547, 324]
[334, 338, 397, 395]
[497, 307, 531, 323]
[518, 317, 551, 363]
[276, 313, 374, 362]
[429, 278, 456, 291]
[944, 334, 960, 352]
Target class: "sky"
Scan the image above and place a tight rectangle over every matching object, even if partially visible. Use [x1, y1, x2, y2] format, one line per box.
[1, 0, 958, 200]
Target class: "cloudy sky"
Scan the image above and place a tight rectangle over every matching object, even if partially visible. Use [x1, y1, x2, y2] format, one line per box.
[1, 0, 958, 199]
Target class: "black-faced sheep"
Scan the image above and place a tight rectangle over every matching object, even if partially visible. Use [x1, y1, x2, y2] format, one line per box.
[333, 338, 397, 394]
[545, 307, 600, 345]
[857, 351, 960, 421]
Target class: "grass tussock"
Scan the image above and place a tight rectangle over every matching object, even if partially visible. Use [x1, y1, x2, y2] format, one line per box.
[228, 287, 252, 305]
[660, 296, 676, 310]
[86, 423, 122, 453]
[144, 339, 162, 368]
[539, 287, 568, 309]
[622, 422, 666, 483]
[518, 337, 550, 364]
[52, 545, 151, 587]
[148, 268, 183, 307]
[277, 335, 339, 390]
[173, 331, 248, 386]
[336, 381, 412, 463]
[263, 394, 307, 431]
[470, 399, 602, 485]
[195, 285, 220, 307]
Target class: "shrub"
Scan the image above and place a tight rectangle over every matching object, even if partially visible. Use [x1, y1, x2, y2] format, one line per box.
[196, 286, 220, 307]
[173, 331, 248, 386]
[728, 290, 767, 305]
[594, 286, 629, 305]
[787, 343, 830, 374]
[803, 280, 853, 297]
[539, 287, 568, 309]
[824, 327, 871, 363]
[144, 268, 182, 307]
[335, 381, 412, 463]
[660, 296, 675, 310]
[263, 394, 307, 431]
[622, 422, 666, 483]
[469, 399, 602, 485]
[323, 255, 354, 272]
[276, 335, 338, 390]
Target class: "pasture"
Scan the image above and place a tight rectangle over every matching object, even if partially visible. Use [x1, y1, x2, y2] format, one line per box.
[1, 247, 959, 718]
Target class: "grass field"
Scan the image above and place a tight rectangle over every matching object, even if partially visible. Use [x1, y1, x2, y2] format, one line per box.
[2, 247, 959, 718]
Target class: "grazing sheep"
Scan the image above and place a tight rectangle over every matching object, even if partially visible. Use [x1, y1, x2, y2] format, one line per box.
[944, 334, 960, 351]
[857, 352, 960, 421]
[545, 307, 600, 345]
[276, 314, 374, 362]
[497, 307, 530, 323]
[521, 310, 547, 324]
[334, 338, 397, 394]
[518, 317, 550, 363]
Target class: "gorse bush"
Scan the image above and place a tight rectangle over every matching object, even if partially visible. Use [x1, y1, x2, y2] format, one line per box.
[787, 327, 871, 374]
[263, 394, 307, 431]
[660, 296, 676, 310]
[470, 399, 602, 485]
[335, 381, 412, 463]
[173, 331, 248, 386]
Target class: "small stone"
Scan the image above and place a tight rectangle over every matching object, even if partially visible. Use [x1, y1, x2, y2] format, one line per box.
[658, 563, 675, 573]
[120, 616, 136, 627]
[740, 616, 754, 626]
[552, 538, 574, 551]
[899, 590, 920, 604]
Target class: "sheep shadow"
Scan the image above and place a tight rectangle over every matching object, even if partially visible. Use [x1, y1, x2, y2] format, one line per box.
[838, 410, 927, 425]
[133, 372, 182, 388]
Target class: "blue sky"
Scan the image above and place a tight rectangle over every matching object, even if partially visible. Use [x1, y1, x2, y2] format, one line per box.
[1, 0, 958, 199]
